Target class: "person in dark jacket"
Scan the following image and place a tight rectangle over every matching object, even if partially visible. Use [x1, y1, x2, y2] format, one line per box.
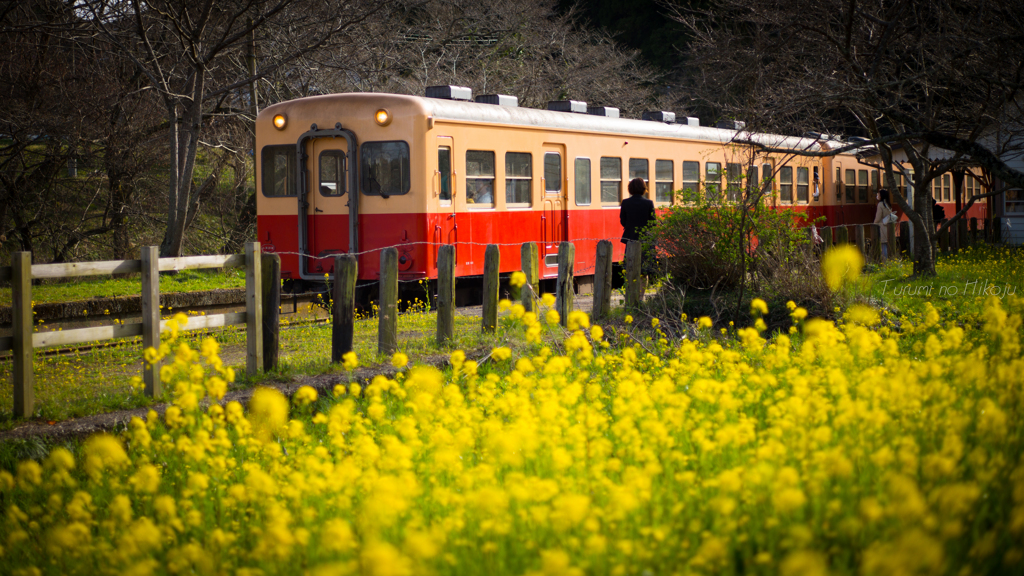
[620, 178, 657, 285]
[620, 178, 656, 244]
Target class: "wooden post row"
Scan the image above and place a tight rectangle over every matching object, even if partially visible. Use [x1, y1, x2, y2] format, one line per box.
[12, 252, 33, 418]
[855, 225, 866, 257]
[141, 246, 161, 398]
[262, 253, 281, 372]
[592, 240, 613, 320]
[869, 225, 881, 263]
[521, 242, 539, 313]
[624, 240, 643, 310]
[245, 242, 263, 378]
[835, 226, 849, 246]
[332, 254, 357, 361]
[555, 242, 574, 327]
[436, 245, 455, 345]
[886, 223, 897, 259]
[378, 247, 399, 355]
[482, 245, 499, 333]
[822, 226, 833, 252]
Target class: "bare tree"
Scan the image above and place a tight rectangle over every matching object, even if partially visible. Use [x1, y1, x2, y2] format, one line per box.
[666, 0, 1024, 275]
[75, 0, 394, 257]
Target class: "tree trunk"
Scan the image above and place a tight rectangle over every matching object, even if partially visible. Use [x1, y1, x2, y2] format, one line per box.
[160, 73, 206, 257]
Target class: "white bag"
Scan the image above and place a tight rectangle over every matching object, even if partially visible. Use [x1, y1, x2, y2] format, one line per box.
[882, 212, 898, 225]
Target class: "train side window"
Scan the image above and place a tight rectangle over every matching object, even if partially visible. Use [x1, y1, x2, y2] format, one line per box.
[933, 177, 941, 200]
[797, 167, 809, 203]
[318, 150, 346, 197]
[438, 146, 452, 204]
[600, 157, 622, 204]
[629, 158, 649, 184]
[845, 169, 856, 203]
[762, 163, 773, 196]
[682, 161, 700, 203]
[575, 158, 591, 206]
[943, 174, 951, 201]
[871, 170, 879, 195]
[361, 141, 410, 197]
[1007, 189, 1024, 214]
[836, 168, 842, 200]
[747, 165, 758, 198]
[260, 145, 296, 197]
[466, 150, 495, 207]
[705, 162, 722, 200]
[812, 166, 819, 201]
[858, 169, 868, 203]
[544, 152, 561, 195]
[779, 166, 793, 203]
[655, 160, 673, 204]
[726, 163, 743, 202]
[506, 152, 532, 206]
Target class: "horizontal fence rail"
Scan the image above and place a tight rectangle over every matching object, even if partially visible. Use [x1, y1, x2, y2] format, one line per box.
[2, 243, 277, 419]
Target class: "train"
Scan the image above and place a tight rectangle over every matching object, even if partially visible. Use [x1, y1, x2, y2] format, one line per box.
[255, 87, 988, 293]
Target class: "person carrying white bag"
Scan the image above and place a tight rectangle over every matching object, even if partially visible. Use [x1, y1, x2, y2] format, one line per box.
[873, 189, 896, 261]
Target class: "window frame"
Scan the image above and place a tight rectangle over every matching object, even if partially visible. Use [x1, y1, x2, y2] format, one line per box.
[858, 169, 869, 203]
[465, 149, 496, 208]
[705, 162, 722, 200]
[655, 159, 674, 204]
[505, 152, 533, 207]
[318, 149, 347, 197]
[575, 157, 592, 206]
[544, 152, 562, 196]
[779, 166, 793, 203]
[438, 146, 452, 205]
[682, 161, 701, 203]
[600, 157, 622, 205]
[726, 163, 743, 203]
[360, 140, 411, 197]
[797, 166, 809, 203]
[261, 145, 296, 198]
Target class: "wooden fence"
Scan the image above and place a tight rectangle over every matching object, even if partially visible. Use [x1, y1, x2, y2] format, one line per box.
[816, 215, 1004, 263]
[0, 242, 280, 419]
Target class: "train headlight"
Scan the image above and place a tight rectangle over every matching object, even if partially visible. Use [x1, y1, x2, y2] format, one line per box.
[272, 114, 287, 130]
[375, 109, 392, 126]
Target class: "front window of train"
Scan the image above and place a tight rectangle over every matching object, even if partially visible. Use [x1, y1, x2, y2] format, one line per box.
[361, 141, 410, 197]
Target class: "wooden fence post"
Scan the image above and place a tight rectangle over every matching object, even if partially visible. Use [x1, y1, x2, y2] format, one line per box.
[984, 218, 993, 243]
[823, 226, 833, 252]
[624, 240, 643, 310]
[970, 217, 979, 243]
[556, 241, 575, 326]
[887, 223, 897, 258]
[379, 247, 399, 355]
[12, 252, 33, 418]
[332, 254, 358, 361]
[592, 240, 613, 320]
[869, 225, 881, 263]
[993, 218, 1002, 243]
[958, 218, 969, 250]
[482, 244, 500, 333]
[939, 226, 950, 253]
[836, 226, 849, 246]
[245, 242, 263, 378]
[521, 242, 539, 313]
[855, 225, 866, 257]
[899, 221, 911, 256]
[141, 246, 161, 398]
[436, 245, 455, 345]
[261, 253, 281, 372]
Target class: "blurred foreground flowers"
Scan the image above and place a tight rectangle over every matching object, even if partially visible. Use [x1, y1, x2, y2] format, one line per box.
[2, 291, 1024, 576]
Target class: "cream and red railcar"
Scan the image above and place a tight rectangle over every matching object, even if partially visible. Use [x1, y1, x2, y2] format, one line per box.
[255, 90, 947, 289]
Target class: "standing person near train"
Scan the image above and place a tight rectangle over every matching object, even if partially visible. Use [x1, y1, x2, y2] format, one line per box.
[873, 188, 894, 261]
[620, 178, 658, 293]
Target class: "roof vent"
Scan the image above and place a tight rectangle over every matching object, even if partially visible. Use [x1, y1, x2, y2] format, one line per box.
[716, 119, 746, 130]
[547, 100, 587, 114]
[587, 106, 619, 118]
[426, 85, 473, 101]
[474, 94, 518, 107]
[684, 117, 699, 127]
[642, 111, 675, 124]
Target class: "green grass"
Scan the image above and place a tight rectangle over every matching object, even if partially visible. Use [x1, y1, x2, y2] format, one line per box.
[0, 268, 247, 306]
[855, 243, 1023, 323]
[0, 302, 535, 429]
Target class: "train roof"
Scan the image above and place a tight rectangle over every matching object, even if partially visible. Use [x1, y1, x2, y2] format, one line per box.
[263, 93, 825, 152]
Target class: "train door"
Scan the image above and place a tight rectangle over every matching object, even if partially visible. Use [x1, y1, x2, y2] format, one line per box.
[435, 136, 457, 272]
[541, 144, 567, 272]
[297, 125, 357, 281]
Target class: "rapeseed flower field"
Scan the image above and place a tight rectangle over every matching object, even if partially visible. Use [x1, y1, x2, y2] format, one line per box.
[2, 255, 1024, 575]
